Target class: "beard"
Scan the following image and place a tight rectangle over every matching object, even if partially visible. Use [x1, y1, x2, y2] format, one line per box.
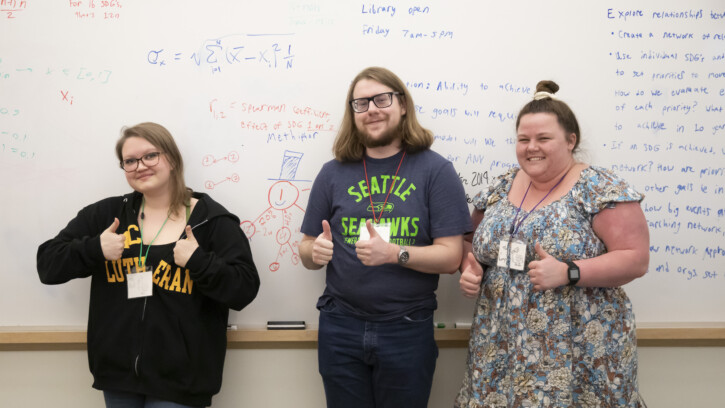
[359, 123, 403, 148]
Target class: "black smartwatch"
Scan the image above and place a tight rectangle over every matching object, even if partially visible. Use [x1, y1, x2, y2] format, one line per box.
[565, 260, 580, 286]
[398, 246, 409, 265]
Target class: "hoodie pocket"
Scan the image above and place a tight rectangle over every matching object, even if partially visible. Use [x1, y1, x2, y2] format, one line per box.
[143, 316, 193, 386]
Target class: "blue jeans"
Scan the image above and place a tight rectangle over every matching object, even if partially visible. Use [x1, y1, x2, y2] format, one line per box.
[318, 303, 438, 408]
[103, 390, 203, 408]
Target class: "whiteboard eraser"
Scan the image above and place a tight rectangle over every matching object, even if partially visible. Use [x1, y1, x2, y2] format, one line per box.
[267, 321, 306, 330]
[455, 322, 472, 329]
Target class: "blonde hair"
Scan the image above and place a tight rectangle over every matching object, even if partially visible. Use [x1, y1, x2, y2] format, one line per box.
[115, 122, 191, 218]
[333, 67, 433, 162]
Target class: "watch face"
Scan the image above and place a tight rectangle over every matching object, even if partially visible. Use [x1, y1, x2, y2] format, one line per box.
[568, 262, 580, 282]
[399, 249, 409, 264]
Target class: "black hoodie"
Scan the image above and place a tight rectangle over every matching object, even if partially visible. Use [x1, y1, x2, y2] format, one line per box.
[37, 191, 260, 407]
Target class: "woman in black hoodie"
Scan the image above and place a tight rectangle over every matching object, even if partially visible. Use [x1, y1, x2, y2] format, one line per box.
[37, 122, 260, 407]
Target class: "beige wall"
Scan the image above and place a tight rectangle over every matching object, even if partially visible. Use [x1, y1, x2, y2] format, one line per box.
[1, 347, 723, 407]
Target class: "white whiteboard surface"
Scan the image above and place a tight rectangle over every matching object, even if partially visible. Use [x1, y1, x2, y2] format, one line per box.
[1, 0, 723, 328]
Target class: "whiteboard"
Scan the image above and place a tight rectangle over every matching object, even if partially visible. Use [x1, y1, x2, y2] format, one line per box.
[1, 0, 723, 328]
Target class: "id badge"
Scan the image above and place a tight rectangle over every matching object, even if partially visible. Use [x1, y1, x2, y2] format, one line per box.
[509, 239, 527, 271]
[128, 266, 153, 299]
[358, 222, 391, 242]
[496, 235, 510, 268]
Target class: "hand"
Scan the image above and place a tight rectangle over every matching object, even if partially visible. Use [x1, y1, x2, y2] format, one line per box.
[174, 225, 199, 268]
[355, 220, 394, 266]
[312, 220, 333, 266]
[459, 252, 483, 298]
[527, 243, 568, 291]
[100, 218, 125, 260]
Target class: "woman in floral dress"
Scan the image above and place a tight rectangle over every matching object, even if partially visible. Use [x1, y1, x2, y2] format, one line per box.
[456, 80, 650, 407]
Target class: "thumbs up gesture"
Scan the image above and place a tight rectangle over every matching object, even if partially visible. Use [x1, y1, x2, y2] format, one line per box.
[527, 243, 568, 291]
[100, 218, 126, 260]
[355, 220, 392, 266]
[174, 225, 199, 268]
[459, 252, 484, 298]
[312, 220, 334, 266]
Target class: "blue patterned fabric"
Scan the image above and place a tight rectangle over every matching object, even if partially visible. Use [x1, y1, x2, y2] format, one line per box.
[456, 166, 646, 408]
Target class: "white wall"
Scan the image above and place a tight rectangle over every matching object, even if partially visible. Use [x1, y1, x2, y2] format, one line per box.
[1, 347, 723, 407]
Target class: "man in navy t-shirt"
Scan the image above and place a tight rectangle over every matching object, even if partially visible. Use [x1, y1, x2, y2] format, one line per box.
[300, 67, 472, 408]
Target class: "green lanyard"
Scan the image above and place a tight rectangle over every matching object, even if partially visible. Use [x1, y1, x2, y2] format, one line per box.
[138, 198, 170, 270]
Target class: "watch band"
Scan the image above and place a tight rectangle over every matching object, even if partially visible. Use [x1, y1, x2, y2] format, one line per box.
[565, 260, 580, 286]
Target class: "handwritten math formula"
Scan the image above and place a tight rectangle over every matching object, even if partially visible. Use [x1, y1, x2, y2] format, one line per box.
[67, 0, 123, 20]
[1, 129, 34, 160]
[1, 0, 26, 19]
[0, 62, 112, 85]
[208, 99, 336, 144]
[147, 34, 295, 74]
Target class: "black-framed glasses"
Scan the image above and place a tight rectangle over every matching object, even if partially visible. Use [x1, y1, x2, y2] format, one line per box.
[120, 152, 163, 172]
[350, 92, 401, 113]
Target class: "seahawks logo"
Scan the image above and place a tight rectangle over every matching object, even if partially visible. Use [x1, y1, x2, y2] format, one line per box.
[367, 202, 394, 213]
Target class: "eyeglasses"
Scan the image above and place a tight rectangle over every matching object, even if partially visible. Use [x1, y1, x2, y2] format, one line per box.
[350, 92, 401, 113]
[120, 152, 163, 172]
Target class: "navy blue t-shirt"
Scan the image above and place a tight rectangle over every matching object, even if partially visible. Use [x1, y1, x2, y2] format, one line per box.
[301, 149, 472, 320]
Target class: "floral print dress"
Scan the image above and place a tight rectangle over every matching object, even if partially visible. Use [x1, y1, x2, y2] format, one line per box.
[455, 166, 645, 408]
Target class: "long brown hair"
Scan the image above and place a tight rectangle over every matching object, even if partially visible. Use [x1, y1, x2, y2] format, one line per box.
[333, 67, 433, 162]
[516, 80, 582, 153]
[115, 122, 191, 218]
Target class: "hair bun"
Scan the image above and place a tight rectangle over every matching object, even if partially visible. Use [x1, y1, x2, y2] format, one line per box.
[535, 80, 559, 94]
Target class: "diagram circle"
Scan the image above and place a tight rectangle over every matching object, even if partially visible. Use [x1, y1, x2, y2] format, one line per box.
[268, 181, 299, 210]
[240, 221, 256, 238]
[276, 227, 292, 245]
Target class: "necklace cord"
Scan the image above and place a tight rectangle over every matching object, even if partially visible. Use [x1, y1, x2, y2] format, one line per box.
[138, 198, 171, 269]
[510, 168, 571, 235]
[363, 151, 406, 224]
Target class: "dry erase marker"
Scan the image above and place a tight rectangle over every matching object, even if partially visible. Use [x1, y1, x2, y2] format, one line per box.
[267, 321, 306, 330]
[434, 322, 446, 328]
